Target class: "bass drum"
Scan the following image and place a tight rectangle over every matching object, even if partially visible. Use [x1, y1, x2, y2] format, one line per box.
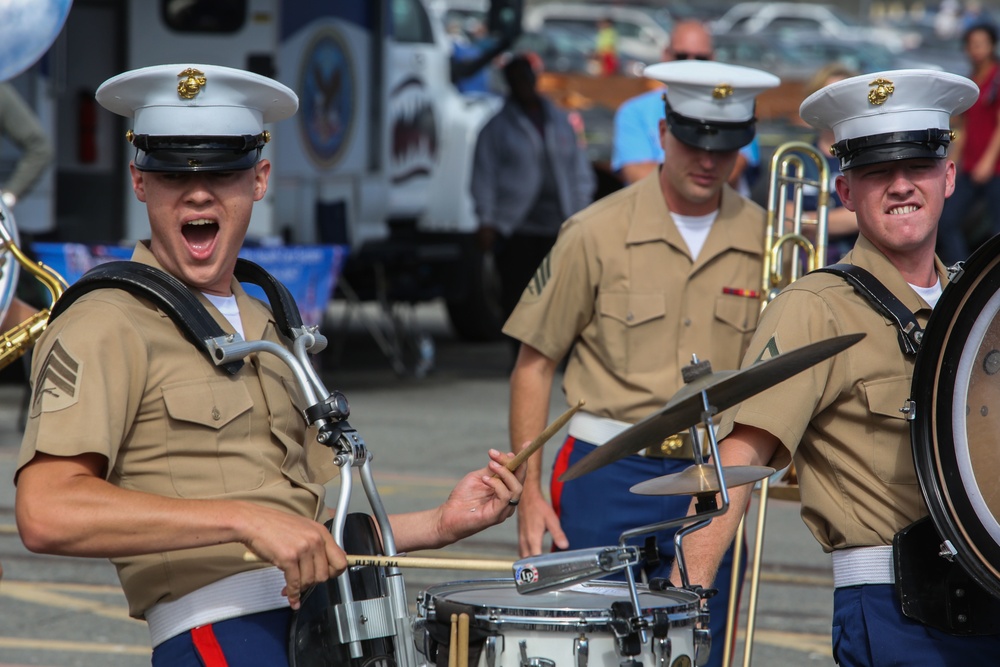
[288, 513, 397, 667]
[911, 233, 1000, 600]
[0, 200, 22, 330]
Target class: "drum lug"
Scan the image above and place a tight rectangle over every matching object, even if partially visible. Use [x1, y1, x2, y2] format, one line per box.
[651, 636, 672, 667]
[574, 634, 589, 667]
[484, 635, 500, 667]
[519, 640, 556, 667]
[694, 627, 712, 667]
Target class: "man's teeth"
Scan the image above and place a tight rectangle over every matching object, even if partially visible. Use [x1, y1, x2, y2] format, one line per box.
[186, 219, 214, 226]
[890, 205, 918, 215]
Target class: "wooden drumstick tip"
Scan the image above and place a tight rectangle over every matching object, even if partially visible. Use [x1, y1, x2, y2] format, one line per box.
[449, 613, 459, 667]
[497, 399, 585, 476]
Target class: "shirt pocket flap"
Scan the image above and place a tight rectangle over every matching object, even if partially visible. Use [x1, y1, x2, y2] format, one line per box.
[714, 295, 755, 333]
[163, 380, 254, 429]
[863, 376, 910, 420]
[599, 292, 666, 327]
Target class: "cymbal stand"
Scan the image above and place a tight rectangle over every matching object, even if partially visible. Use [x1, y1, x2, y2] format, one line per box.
[208, 328, 416, 667]
[611, 384, 731, 665]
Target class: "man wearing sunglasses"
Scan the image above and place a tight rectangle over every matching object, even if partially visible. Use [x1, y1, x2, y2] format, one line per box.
[505, 59, 779, 667]
[612, 20, 761, 194]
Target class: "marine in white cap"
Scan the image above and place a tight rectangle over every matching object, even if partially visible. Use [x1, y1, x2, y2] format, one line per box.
[671, 69, 1000, 666]
[16, 64, 525, 664]
[502, 60, 778, 667]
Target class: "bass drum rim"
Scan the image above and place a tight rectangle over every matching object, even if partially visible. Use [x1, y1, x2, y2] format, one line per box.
[911, 233, 1000, 599]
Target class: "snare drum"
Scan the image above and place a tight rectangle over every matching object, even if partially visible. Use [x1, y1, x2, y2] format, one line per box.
[414, 579, 703, 667]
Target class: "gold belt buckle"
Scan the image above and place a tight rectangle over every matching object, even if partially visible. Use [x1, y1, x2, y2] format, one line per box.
[645, 432, 689, 458]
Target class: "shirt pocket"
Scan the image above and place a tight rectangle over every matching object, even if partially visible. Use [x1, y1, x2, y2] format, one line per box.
[714, 294, 759, 362]
[161, 379, 261, 497]
[597, 292, 667, 373]
[863, 375, 918, 485]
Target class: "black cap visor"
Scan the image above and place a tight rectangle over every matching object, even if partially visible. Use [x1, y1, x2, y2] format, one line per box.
[664, 100, 756, 152]
[833, 129, 951, 171]
[131, 134, 265, 172]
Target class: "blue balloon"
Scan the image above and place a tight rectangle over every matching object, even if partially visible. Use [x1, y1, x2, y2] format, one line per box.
[0, 0, 73, 82]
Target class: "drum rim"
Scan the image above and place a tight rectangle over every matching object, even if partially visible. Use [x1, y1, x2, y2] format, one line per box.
[911, 233, 1000, 599]
[417, 578, 701, 632]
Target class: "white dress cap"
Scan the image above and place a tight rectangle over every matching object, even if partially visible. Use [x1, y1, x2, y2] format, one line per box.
[642, 61, 780, 151]
[799, 69, 978, 170]
[643, 61, 780, 124]
[96, 64, 298, 171]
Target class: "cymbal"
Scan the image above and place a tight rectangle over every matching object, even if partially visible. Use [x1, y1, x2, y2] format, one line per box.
[630, 464, 775, 496]
[560, 333, 865, 481]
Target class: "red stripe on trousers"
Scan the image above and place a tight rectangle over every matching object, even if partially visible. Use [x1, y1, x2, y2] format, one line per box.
[549, 435, 576, 518]
[191, 624, 230, 667]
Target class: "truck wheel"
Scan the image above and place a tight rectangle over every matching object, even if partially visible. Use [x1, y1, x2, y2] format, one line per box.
[446, 250, 504, 342]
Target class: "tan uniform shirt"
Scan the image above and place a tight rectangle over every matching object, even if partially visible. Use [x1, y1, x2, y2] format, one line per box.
[718, 235, 946, 552]
[18, 243, 339, 618]
[503, 172, 766, 423]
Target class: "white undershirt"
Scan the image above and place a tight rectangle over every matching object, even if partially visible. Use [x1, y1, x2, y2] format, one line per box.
[672, 211, 718, 260]
[202, 292, 245, 339]
[909, 277, 942, 309]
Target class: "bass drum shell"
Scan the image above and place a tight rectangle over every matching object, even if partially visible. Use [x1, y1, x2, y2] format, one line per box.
[413, 578, 700, 667]
[911, 233, 1000, 599]
[288, 513, 397, 667]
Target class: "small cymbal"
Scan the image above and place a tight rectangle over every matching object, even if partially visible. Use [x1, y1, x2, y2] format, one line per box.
[630, 464, 775, 496]
[560, 333, 865, 482]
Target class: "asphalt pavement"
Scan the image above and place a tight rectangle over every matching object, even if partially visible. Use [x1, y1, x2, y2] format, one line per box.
[0, 300, 834, 666]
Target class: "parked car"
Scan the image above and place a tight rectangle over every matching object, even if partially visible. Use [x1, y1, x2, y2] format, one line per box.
[511, 27, 594, 73]
[523, 2, 673, 64]
[711, 2, 919, 53]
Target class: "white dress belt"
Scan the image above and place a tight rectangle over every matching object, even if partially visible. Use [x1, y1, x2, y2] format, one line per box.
[146, 567, 288, 647]
[831, 545, 895, 588]
[567, 411, 632, 446]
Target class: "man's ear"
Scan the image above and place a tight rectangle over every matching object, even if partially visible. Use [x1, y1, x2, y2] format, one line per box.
[834, 173, 854, 212]
[129, 163, 147, 203]
[253, 159, 271, 202]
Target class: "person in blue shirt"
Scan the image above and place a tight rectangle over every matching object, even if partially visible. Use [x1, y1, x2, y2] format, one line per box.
[612, 20, 761, 195]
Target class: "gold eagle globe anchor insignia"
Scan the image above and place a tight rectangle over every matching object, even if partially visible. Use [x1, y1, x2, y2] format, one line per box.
[712, 83, 734, 100]
[868, 78, 895, 106]
[177, 68, 207, 99]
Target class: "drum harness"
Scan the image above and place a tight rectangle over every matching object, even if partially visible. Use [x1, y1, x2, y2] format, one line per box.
[51, 259, 418, 666]
[813, 262, 1000, 635]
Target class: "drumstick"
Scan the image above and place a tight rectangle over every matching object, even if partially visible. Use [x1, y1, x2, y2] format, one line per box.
[242, 551, 514, 571]
[449, 614, 458, 667]
[457, 612, 470, 667]
[495, 399, 585, 477]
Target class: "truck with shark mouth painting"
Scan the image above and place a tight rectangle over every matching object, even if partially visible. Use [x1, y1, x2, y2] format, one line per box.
[38, 0, 522, 343]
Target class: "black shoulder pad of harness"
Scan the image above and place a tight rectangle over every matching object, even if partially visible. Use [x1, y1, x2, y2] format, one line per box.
[812, 263, 923, 356]
[49, 261, 245, 375]
[232, 258, 303, 338]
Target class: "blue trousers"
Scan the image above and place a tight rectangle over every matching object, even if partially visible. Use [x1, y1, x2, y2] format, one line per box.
[152, 608, 292, 667]
[552, 437, 745, 667]
[832, 585, 1000, 666]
